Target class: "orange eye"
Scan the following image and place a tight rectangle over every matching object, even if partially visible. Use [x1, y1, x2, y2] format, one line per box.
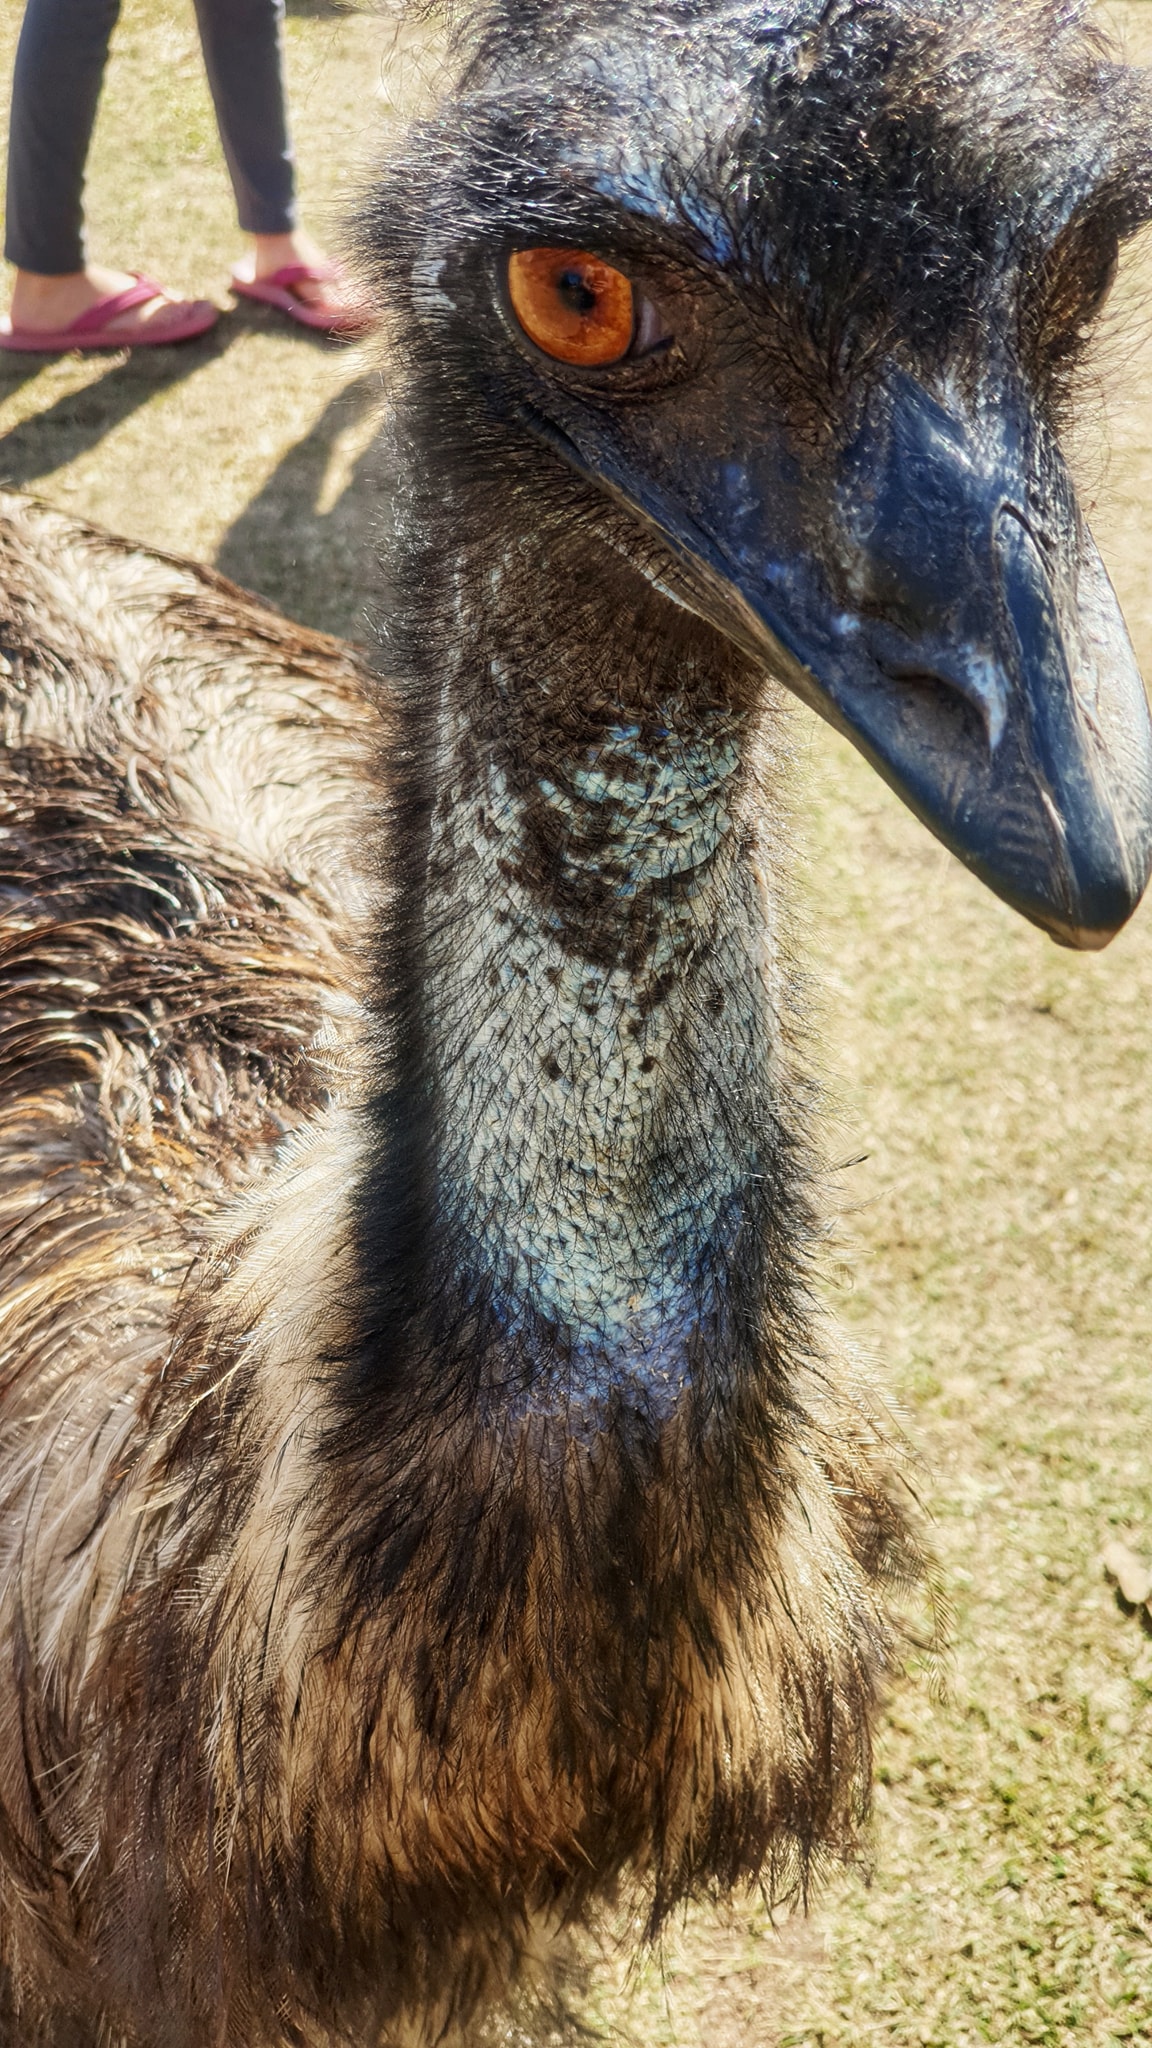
[507, 248, 635, 366]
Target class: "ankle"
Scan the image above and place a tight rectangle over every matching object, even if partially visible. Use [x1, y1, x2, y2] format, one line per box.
[250, 230, 325, 278]
[6, 264, 144, 334]
[11, 268, 84, 305]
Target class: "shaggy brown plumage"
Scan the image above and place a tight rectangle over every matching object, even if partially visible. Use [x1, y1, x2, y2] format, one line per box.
[0, 490, 914, 2045]
[0, 0, 1148, 2041]
[0, 499, 384, 2039]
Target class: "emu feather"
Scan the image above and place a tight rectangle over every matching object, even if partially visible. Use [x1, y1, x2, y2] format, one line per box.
[0, 493, 910, 2044]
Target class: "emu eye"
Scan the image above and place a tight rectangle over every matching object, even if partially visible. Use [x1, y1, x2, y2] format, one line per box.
[508, 248, 636, 366]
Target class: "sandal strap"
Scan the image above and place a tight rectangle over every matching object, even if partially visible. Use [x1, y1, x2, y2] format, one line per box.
[69, 274, 168, 336]
[258, 263, 339, 288]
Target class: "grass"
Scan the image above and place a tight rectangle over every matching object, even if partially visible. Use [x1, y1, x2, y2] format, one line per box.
[2, 2, 1152, 2040]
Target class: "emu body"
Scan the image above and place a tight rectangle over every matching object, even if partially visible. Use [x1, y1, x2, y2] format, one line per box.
[0, 497, 904, 2048]
[0, 0, 1151, 2042]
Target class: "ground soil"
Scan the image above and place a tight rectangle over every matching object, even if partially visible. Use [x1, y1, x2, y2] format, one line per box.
[1, 2, 1152, 2042]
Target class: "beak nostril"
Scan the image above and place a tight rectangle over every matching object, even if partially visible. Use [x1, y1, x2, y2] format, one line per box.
[870, 647, 1008, 751]
[875, 659, 954, 689]
[872, 657, 988, 746]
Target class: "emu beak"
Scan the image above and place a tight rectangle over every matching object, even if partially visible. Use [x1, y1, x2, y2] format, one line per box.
[553, 366, 1152, 947]
[709, 372, 1152, 948]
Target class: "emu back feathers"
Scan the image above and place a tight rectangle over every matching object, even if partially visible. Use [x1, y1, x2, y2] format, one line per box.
[0, 494, 917, 2043]
[0, 493, 380, 2037]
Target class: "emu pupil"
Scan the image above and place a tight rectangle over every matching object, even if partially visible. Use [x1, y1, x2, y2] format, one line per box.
[557, 266, 599, 313]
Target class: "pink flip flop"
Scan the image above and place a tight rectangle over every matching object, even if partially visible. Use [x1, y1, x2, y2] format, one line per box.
[0, 275, 219, 354]
[230, 262, 370, 336]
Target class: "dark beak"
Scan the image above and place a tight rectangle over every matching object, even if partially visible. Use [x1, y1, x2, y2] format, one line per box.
[771, 371, 1152, 950]
[546, 367, 1152, 948]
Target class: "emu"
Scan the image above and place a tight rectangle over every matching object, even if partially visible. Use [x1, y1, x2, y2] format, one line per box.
[0, 1, 1150, 2041]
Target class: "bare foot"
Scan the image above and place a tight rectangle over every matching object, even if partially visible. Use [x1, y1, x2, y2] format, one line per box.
[4, 264, 214, 340]
[234, 231, 368, 329]
[243, 230, 332, 308]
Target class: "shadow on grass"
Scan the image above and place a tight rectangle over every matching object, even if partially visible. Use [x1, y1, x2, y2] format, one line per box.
[215, 372, 387, 642]
[0, 301, 355, 489]
[0, 319, 241, 489]
[0, 362, 44, 410]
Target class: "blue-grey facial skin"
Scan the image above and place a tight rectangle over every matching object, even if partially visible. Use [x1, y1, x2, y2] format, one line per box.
[407, 0, 1152, 949]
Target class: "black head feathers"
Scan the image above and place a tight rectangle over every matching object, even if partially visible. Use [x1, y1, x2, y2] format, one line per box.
[369, 0, 1152, 390]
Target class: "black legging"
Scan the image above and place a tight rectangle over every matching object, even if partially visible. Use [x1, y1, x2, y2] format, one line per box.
[5, 0, 297, 274]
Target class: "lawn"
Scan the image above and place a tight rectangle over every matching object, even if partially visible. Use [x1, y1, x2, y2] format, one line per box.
[1, 3, 1151, 2042]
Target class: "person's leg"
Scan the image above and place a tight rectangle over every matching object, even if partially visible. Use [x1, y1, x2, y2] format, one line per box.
[193, 0, 364, 325]
[5, 0, 122, 276]
[3, 0, 218, 342]
[191, 0, 296, 239]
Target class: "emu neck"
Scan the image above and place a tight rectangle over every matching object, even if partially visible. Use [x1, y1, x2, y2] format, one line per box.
[396, 543, 780, 1416]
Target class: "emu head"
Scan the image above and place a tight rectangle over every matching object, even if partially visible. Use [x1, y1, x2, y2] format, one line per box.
[365, 0, 1152, 947]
